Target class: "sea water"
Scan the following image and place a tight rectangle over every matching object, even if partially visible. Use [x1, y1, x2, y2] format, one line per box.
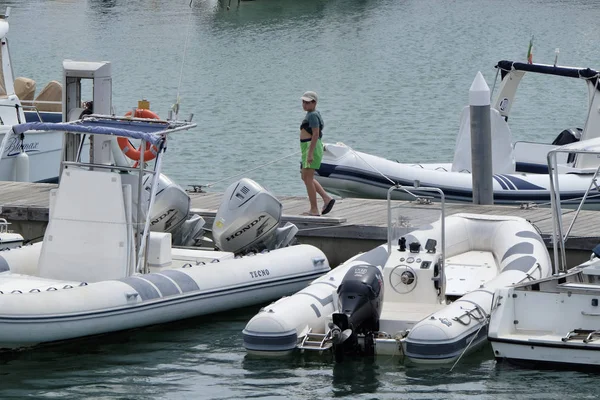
[1, 0, 599, 398]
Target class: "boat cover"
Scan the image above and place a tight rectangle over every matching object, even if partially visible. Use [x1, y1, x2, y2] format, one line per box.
[12, 118, 170, 146]
[451, 106, 515, 174]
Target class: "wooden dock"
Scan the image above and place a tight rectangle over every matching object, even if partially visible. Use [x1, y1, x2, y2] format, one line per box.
[1, 182, 599, 266]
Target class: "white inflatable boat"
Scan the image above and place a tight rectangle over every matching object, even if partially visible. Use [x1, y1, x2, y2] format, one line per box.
[316, 61, 600, 208]
[243, 187, 552, 363]
[0, 116, 330, 350]
[0, 241, 326, 350]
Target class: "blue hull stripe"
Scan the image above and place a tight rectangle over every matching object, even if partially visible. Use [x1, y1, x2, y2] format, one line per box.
[516, 230, 544, 244]
[157, 270, 200, 293]
[404, 324, 488, 360]
[243, 329, 298, 352]
[310, 304, 321, 318]
[501, 242, 534, 262]
[493, 175, 509, 190]
[500, 174, 544, 190]
[119, 277, 161, 300]
[496, 174, 516, 190]
[138, 274, 180, 297]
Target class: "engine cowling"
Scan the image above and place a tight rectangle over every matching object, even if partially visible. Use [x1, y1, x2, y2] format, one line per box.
[330, 264, 384, 361]
[334, 264, 384, 335]
[120, 173, 201, 244]
[212, 178, 297, 254]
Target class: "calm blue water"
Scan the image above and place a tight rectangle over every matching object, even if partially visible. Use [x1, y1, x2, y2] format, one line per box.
[5, 0, 600, 195]
[1, 0, 600, 398]
[1, 306, 599, 400]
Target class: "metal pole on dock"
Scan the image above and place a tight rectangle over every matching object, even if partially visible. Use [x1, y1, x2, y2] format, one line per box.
[469, 71, 493, 205]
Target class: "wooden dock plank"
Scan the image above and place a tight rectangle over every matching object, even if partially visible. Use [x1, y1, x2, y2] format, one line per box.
[1, 181, 599, 252]
[565, 216, 600, 238]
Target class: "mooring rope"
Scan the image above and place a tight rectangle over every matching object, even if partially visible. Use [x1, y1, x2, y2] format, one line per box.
[197, 150, 300, 190]
[527, 191, 600, 209]
[344, 144, 397, 186]
[297, 223, 354, 233]
[448, 311, 490, 373]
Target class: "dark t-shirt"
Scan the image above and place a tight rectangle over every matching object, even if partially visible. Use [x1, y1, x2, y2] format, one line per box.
[300, 110, 324, 139]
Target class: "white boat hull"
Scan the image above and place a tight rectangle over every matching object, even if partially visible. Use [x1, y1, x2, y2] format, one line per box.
[0, 243, 329, 349]
[243, 246, 390, 353]
[490, 340, 600, 368]
[316, 143, 599, 208]
[243, 214, 552, 363]
[489, 269, 600, 369]
[0, 128, 63, 183]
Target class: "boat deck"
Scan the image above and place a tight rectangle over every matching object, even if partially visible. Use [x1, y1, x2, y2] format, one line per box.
[0, 181, 598, 265]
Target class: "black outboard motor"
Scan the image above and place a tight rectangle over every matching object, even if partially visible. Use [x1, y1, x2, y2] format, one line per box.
[330, 264, 384, 362]
[552, 128, 582, 164]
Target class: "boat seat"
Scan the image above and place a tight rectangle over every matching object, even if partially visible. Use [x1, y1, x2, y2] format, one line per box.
[33, 80, 62, 112]
[38, 168, 133, 282]
[14, 77, 36, 101]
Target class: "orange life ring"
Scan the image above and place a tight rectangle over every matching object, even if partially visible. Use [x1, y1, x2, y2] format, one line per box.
[118, 109, 161, 165]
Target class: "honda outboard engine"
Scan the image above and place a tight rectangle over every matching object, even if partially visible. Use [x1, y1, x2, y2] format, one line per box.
[121, 173, 205, 245]
[142, 174, 190, 233]
[330, 264, 384, 361]
[212, 178, 298, 254]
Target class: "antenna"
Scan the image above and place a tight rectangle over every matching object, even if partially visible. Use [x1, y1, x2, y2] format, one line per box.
[172, 0, 194, 120]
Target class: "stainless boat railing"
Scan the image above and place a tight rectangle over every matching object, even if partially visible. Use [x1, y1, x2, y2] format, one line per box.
[548, 146, 600, 274]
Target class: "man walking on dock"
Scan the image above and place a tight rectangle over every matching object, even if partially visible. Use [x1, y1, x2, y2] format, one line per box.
[299, 91, 335, 216]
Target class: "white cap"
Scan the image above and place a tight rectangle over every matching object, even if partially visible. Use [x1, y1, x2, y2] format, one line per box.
[301, 91, 318, 102]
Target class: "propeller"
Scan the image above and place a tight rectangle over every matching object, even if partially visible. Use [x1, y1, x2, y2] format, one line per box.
[330, 322, 353, 345]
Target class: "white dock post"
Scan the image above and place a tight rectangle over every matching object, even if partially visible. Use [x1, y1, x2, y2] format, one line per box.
[469, 71, 493, 205]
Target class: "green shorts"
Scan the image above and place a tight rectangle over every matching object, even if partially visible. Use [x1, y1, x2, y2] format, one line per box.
[300, 139, 323, 169]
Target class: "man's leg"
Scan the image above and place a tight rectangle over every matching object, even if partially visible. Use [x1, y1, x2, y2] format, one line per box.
[313, 179, 332, 203]
[302, 168, 320, 215]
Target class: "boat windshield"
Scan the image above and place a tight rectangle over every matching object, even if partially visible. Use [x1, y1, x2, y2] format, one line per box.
[386, 185, 445, 255]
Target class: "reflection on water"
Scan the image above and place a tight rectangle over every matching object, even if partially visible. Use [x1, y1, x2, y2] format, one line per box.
[331, 359, 380, 397]
[0, 305, 597, 399]
[88, 0, 117, 13]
